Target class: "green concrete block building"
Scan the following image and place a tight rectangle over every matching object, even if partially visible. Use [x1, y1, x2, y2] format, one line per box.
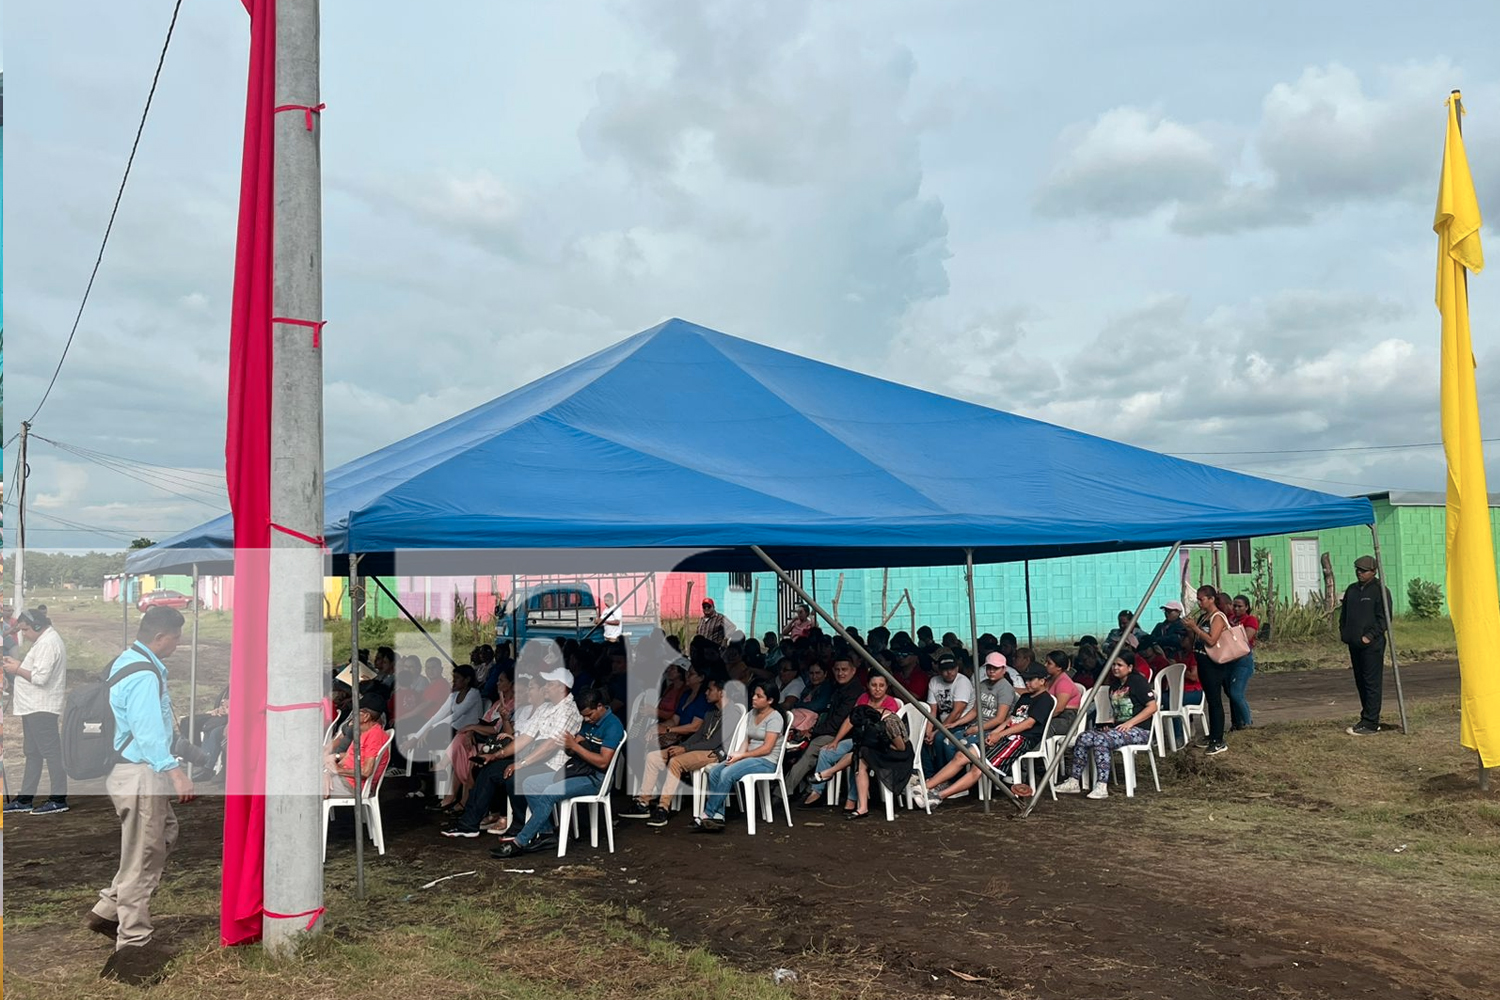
[706, 491, 1499, 640]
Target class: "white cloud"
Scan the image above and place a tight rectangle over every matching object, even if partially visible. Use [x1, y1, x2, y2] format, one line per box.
[1035, 107, 1224, 219]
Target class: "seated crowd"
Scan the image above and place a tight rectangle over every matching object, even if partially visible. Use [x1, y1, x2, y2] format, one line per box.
[323, 593, 1252, 856]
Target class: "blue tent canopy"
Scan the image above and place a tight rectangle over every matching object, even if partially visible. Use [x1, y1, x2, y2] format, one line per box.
[129, 318, 1373, 575]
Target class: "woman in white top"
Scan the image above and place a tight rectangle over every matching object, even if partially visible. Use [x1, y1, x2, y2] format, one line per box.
[696, 680, 784, 832]
[403, 664, 484, 765]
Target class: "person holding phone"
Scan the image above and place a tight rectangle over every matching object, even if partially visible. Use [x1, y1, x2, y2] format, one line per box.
[1054, 654, 1157, 800]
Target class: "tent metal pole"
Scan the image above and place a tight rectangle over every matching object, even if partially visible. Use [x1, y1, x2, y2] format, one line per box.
[124, 574, 131, 649]
[749, 546, 1020, 808]
[349, 554, 366, 899]
[1020, 542, 1182, 819]
[964, 549, 989, 814]
[1024, 560, 1035, 651]
[189, 563, 200, 781]
[1368, 524, 1409, 735]
[368, 575, 458, 668]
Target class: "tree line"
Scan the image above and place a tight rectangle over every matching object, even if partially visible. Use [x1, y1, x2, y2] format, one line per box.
[19, 550, 129, 589]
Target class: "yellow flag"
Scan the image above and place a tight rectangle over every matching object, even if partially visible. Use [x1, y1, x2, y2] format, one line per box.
[1435, 92, 1499, 767]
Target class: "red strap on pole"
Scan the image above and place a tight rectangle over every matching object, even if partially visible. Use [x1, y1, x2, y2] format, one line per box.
[262, 906, 326, 931]
[273, 102, 325, 131]
[269, 521, 327, 548]
[265, 701, 324, 713]
[270, 316, 327, 348]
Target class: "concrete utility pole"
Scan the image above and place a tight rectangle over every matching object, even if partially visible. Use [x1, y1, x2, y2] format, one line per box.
[263, 0, 327, 955]
[13, 421, 29, 612]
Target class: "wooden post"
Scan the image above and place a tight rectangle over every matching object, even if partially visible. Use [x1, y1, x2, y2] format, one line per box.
[905, 588, 915, 637]
[1212, 545, 1222, 591]
[683, 580, 695, 621]
[880, 568, 890, 623]
[1265, 549, 1275, 641]
[1321, 552, 1337, 612]
[831, 573, 845, 624]
[880, 591, 904, 628]
[749, 581, 759, 640]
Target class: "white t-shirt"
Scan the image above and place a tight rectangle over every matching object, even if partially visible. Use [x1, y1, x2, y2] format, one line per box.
[928, 672, 975, 721]
[600, 604, 623, 641]
[14, 627, 67, 717]
[779, 677, 806, 703]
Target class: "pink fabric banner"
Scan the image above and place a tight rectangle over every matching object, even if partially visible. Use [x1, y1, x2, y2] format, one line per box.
[221, 0, 275, 947]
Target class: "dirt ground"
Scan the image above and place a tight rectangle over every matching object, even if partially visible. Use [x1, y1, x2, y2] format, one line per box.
[6, 655, 1496, 1000]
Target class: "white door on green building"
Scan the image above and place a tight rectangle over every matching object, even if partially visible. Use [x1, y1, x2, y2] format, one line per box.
[1290, 538, 1321, 605]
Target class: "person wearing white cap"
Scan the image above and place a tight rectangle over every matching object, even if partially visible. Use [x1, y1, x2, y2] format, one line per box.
[441, 660, 581, 839]
[1149, 601, 1188, 654]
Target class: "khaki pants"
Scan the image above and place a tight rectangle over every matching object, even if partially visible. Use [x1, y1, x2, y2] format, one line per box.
[638, 749, 719, 808]
[92, 763, 179, 949]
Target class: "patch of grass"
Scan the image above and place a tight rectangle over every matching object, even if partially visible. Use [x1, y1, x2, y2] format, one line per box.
[1147, 699, 1500, 896]
[3, 860, 808, 1000]
[1253, 614, 1456, 671]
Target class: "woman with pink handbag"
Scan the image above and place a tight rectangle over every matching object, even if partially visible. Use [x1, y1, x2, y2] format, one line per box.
[1180, 585, 1245, 756]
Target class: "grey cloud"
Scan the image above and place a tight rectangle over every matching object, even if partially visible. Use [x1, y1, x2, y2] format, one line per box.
[1043, 62, 1490, 237]
[1034, 107, 1225, 220]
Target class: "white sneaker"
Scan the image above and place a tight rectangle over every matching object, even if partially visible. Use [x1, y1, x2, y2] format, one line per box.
[1086, 784, 1110, 800]
[925, 789, 944, 808]
[1054, 777, 1082, 794]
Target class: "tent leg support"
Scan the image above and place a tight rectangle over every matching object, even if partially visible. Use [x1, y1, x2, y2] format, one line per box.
[1020, 542, 1183, 819]
[749, 546, 1020, 810]
[1367, 524, 1409, 735]
[963, 549, 988, 814]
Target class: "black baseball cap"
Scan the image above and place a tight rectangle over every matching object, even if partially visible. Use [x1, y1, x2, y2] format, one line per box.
[1020, 664, 1048, 681]
[935, 650, 957, 668]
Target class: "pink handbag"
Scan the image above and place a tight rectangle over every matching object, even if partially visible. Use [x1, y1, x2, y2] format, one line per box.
[1206, 612, 1251, 664]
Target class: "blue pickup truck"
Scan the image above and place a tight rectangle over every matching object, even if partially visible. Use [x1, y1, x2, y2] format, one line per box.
[495, 582, 656, 649]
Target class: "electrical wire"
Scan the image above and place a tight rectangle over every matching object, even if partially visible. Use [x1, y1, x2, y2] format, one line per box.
[1172, 437, 1498, 457]
[31, 435, 225, 491]
[23, 0, 186, 424]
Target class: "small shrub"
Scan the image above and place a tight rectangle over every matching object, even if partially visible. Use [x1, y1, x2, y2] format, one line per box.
[1262, 599, 1336, 642]
[1407, 578, 1444, 619]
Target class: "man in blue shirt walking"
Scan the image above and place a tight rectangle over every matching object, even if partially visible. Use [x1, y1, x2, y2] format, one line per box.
[89, 606, 197, 987]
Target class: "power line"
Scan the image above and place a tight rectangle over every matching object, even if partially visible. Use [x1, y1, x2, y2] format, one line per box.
[1173, 437, 1499, 457]
[17, 509, 173, 541]
[29, 436, 228, 509]
[32, 434, 225, 489]
[27, 441, 228, 512]
[1221, 466, 1433, 494]
[24, 0, 186, 424]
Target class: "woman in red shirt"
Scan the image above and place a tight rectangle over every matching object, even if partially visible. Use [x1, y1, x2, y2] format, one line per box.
[1228, 595, 1260, 731]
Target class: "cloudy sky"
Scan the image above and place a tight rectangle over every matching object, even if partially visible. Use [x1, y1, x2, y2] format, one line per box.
[3, 0, 1498, 552]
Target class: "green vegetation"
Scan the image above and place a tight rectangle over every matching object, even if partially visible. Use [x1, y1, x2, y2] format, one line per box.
[1407, 577, 1445, 619]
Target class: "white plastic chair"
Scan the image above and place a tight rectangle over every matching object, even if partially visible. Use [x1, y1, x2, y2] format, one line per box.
[899, 703, 933, 814]
[1112, 676, 1163, 797]
[1007, 712, 1058, 795]
[690, 712, 748, 817]
[558, 734, 627, 858]
[1078, 684, 1113, 793]
[1154, 663, 1190, 755]
[322, 729, 395, 862]
[736, 711, 793, 835]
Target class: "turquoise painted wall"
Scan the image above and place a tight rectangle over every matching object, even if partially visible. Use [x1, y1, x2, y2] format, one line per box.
[708, 547, 1175, 646]
[709, 498, 1500, 635]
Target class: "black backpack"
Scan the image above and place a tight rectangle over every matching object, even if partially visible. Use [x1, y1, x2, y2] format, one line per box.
[61, 647, 164, 781]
